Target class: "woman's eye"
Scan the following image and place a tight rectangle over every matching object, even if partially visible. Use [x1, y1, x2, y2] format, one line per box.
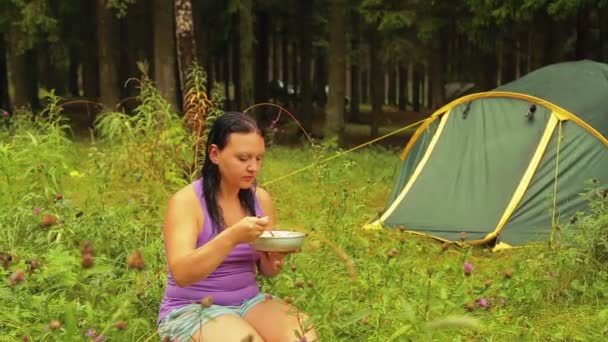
[238, 156, 248, 161]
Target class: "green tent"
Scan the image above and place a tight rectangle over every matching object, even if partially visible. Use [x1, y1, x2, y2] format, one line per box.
[366, 60, 608, 249]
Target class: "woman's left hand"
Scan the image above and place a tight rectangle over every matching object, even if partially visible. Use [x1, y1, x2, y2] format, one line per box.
[258, 251, 294, 276]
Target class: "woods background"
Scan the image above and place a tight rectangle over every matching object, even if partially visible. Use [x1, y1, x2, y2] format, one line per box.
[1, 0, 607, 143]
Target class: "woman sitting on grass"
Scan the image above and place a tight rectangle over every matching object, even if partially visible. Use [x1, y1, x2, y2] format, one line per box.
[157, 112, 317, 341]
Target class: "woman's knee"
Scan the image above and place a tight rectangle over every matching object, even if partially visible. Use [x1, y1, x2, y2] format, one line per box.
[176, 314, 263, 342]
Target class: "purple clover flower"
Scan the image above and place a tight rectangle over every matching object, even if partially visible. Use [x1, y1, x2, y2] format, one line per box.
[1, 110, 9, 117]
[85, 329, 96, 337]
[477, 298, 490, 308]
[33, 208, 42, 215]
[463, 262, 473, 275]
[93, 334, 106, 342]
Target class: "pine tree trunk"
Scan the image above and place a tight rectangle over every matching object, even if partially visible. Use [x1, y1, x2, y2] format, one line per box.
[575, 3, 592, 60]
[82, 0, 99, 100]
[7, 29, 30, 109]
[254, 9, 269, 105]
[0, 34, 9, 110]
[175, 0, 197, 111]
[26, 50, 39, 110]
[412, 65, 420, 112]
[97, 0, 120, 111]
[68, 46, 79, 96]
[233, 34, 241, 110]
[292, 42, 299, 93]
[388, 68, 397, 106]
[239, 0, 254, 110]
[429, 29, 446, 110]
[369, 30, 382, 137]
[154, 0, 178, 109]
[325, 0, 346, 143]
[298, 1, 313, 135]
[349, 9, 360, 122]
[281, 27, 289, 84]
[272, 28, 279, 81]
[398, 65, 407, 110]
[601, 8, 607, 61]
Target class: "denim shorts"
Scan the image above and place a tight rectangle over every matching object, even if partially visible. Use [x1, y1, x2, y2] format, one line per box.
[157, 292, 271, 341]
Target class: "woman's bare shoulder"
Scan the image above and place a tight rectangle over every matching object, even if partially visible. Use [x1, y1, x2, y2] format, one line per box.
[166, 183, 201, 218]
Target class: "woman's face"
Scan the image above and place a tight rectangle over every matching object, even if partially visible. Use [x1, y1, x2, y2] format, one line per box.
[210, 132, 265, 189]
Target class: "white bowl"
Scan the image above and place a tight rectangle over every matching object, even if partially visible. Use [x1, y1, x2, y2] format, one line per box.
[251, 230, 307, 252]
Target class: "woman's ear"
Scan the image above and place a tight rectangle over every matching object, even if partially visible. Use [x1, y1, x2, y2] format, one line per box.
[208, 144, 220, 164]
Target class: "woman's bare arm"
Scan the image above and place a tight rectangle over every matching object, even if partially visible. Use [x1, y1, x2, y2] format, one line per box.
[162, 186, 239, 287]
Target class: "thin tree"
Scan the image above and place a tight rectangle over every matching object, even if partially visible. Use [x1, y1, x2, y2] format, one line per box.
[325, 0, 347, 143]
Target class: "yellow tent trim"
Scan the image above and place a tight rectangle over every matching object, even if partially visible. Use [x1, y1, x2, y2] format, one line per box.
[399, 91, 607, 162]
[399, 117, 438, 160]
[379, 110, 452, 223]
[472, 113, 559, 245]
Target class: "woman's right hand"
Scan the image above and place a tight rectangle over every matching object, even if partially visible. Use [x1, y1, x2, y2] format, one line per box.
[225, 216, 270, 245]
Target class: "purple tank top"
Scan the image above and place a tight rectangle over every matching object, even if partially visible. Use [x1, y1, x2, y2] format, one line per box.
[157, 179, 263, 323]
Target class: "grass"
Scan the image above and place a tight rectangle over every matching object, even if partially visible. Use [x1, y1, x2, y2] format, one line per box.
[1, 83, 606, 341]
[1, 137, 606, 341]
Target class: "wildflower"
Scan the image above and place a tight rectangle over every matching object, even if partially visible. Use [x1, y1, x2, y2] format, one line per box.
[128, 249, 145, 270]
[504, 269, 514, 279]
[33, 207, 42, 215]
[48, 320, 62, 331]
[115, 320, 127, 330]
[9, 270, 25, 285]
[477, 298, 490, 308]
[85, 329, 96, 337]
[463, 262, 473, 276]
[1, 110, 9, 117]
[93, 334, 106, 342]
[54, 193, 63, 201]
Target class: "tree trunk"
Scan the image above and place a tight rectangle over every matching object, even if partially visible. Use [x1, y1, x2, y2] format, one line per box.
[124, 0, 152, 101]
[223, 47, 231, 109]
[349, 9, 360, 122]
[496, 38, 503, 86]
[254, 9, 269, 105]
[97, 0, 120, 111]
[600, 8, 607, 61]
[82, 0, 99, 100]
[398, 65, 407, 111]
[68, 46, 79, 96]
[313, 47, 328, 108]
[175, 0, 198, 111]
[369, 30, 382, 137]
[272, 27, 279, 81]
[515, 38, 521, 79]
[298, 1, 313, 135]
[239, 0, 254, 110]
[26, 50, 39, 110]
[412, 65, 421, 112]
[7, 29, 30, 110]
[325, 0, 346, 143]
[0, 34, 9, 110]
[429, 29, 446, 110]
[233, 30, 241, 110]
[154, 0, 178, 109]
[281, 26, 289, 84]
[575, 3, 592, 60]
[292, 42, 299, 94]
[388, 68, 396, 106]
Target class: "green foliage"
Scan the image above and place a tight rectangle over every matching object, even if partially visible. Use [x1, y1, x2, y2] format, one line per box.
[94, 62, 194, 192]
[106, 0, 137, 18]
[1, 80, 607, 341]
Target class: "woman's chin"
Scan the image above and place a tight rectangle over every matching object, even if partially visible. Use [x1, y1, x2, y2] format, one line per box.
[239, 179, 255, 188]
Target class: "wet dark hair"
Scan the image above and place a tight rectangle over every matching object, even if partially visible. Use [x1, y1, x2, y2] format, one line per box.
[201, 112, 264, 234]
